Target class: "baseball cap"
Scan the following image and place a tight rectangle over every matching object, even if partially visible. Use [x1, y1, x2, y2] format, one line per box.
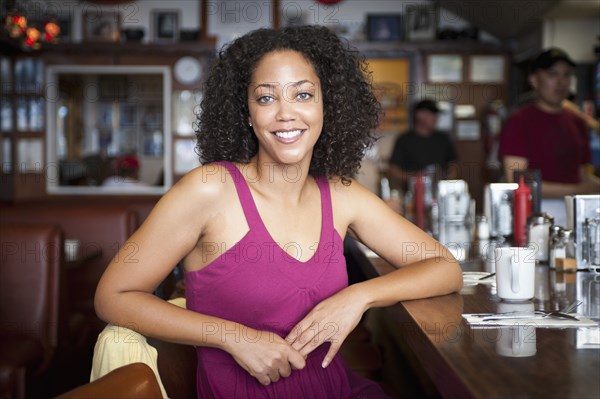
[531, 48, 575, 72]
[413, 99, 439, 114]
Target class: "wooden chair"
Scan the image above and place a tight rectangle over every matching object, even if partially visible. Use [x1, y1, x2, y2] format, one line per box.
[0, 223, 63, 399]
[55, 363, 163, 399]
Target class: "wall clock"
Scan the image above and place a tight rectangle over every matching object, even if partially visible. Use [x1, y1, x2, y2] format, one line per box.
[174, 56, 203, 86]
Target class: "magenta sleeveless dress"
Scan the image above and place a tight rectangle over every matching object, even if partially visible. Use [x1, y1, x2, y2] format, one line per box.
[185, 162, 389, 398]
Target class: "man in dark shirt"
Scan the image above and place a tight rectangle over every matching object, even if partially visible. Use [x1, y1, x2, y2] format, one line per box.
[388, 99, 457, 187]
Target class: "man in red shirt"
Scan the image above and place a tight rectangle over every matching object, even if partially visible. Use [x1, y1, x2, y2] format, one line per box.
[498, 48, 599, 198]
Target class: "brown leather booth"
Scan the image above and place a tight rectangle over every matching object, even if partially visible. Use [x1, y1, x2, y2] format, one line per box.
[55, 362, 163, 399]
[0, 202, 173, 397]
[0, 205, 136, 307]
[146, 338, 198, 399]
[0, 223, 64, 399]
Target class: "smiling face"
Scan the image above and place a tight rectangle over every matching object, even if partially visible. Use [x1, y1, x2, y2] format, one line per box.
[247, 50, 323, 167]
[529, 61, 573, 113]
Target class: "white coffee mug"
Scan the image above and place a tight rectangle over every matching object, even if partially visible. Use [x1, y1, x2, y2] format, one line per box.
[495, 247, 536, 302]
[494, 301, 537, 357]
[496, 325, 537, 357]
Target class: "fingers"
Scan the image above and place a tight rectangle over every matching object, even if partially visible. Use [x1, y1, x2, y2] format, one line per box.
[278, 359, 293, 378]
[266, 369, 281, 384]
[290, 322, 339, 357]
[257, 374, 272, 386]
[288, 347, 306, 371]
[321, 341, 341, 368]
[256, 366, 284, 386]
[255, 346, 298, 386]
[284, 322, 305, 344]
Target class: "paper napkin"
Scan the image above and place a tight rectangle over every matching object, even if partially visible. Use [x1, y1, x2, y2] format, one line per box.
[463, 313, 598, 328]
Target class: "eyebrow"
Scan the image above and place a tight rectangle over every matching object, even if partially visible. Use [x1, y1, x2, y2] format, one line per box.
[252, 80, 316, 93]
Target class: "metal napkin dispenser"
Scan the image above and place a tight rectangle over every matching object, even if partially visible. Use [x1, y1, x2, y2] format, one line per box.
[484, 183, 518, 238]
[565, 195, 600, 272]
[437, 180, 471, 223]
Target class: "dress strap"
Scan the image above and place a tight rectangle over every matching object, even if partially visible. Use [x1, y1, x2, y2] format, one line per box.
[213, 161, 262, 230]
[315, 177, 334, 236]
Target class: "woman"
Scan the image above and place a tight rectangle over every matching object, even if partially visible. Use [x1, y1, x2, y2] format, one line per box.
[95, 25, 462, 398]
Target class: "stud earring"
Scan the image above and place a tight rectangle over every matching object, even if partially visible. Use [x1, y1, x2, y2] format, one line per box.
[248, 120, 253, 127]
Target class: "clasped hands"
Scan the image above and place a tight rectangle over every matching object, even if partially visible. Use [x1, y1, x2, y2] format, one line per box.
[229, 288, 366, 386]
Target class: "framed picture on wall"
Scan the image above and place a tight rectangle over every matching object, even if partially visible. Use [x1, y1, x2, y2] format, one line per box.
[367, 14, 403, 41]
[427, 54, 463, 82]
[152, 10, 180, 42]
[405, 4, 437, 41]
[469, 55, 505, 83]
[83, 12, 121, 42]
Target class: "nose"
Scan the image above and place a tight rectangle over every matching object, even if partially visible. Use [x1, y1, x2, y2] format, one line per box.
[557, 72, 571, 88]
[275, 92, 297, 121]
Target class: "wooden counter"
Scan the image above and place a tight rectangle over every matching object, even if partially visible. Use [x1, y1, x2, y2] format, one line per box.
[346, 238, 600, 399]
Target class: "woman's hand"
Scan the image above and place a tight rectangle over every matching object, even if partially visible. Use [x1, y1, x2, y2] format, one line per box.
[285, 286, 368, 368]
[227, 327, 306, 386]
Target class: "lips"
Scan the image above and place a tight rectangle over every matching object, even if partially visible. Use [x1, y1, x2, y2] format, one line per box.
[272, 129, 304, 142]
[274, 129, 302, 138]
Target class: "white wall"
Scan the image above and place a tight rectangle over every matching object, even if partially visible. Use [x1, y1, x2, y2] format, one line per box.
[207, 0, 272, 51]
[542, 18, 599, 62]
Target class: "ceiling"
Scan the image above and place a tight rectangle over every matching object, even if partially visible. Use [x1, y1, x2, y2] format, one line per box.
[434, 0, 599, 40]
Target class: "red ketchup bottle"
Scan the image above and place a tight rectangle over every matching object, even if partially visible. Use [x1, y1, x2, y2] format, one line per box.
[513, 175, 532, 246]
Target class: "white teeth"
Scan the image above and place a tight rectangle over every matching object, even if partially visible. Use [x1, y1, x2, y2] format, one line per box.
[274, 130, 302, 139]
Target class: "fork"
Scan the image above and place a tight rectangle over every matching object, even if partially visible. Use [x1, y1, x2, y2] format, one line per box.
[541, 300, 582, 320]
[479, 301, 583, 321]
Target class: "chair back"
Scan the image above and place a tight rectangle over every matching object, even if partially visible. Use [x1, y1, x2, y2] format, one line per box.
[0, 223, 63, 369]
[146, 337, 198, 399]
[55, 362, 163, 399]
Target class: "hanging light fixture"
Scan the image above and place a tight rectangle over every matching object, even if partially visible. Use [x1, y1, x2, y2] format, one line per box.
[5, 12, 27, 38]
[4, 7, 60, 50]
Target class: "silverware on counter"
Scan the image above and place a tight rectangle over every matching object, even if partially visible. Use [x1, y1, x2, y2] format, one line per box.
[473, 300, 583, 321]
[478, 272, 496, 280]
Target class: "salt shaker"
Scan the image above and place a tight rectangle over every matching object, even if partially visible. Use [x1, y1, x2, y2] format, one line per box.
[549, 225, 564, 269]
[496, 192, 512, 237]
[477, 215, 490, 240]
[527, 212, 554, 264]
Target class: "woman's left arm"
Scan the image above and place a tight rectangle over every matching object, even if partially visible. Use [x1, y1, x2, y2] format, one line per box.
[286, 179, 463, 367]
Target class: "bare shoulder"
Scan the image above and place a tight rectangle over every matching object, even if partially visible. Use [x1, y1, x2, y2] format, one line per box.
[174, 163, 234, 198]
[148, 164, 236, 223]
[326, 176, 383, 224]
[328, 176, 379, 202]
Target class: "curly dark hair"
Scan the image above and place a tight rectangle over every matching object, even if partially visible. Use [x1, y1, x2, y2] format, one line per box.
[195, 25, 380, 180]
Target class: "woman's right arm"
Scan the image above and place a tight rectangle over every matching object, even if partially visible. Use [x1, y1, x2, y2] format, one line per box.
[95, 167, 235, 346]
[94, 167, 304, 384]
